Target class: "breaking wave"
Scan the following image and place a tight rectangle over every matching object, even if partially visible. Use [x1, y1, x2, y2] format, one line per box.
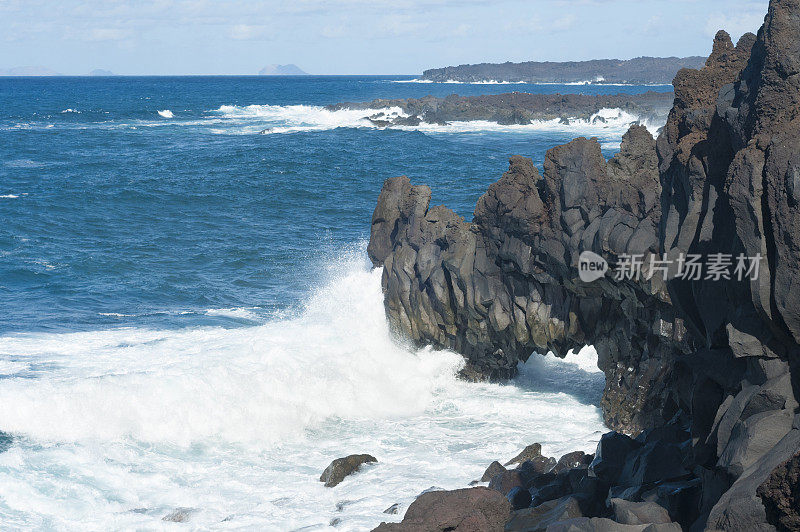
[210, 104, 664, 138]
[0, 244, 605, 529]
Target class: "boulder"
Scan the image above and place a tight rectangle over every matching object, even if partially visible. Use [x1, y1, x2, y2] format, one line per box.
[507, 486, 533, 511]
[588, 433, 641, 484]
[552, 452, 592, 474]
[757, 450, 800, 531]
[482, 461, 508, 482]
[505, 443, 544, 467]
[545, 517, 680, 531]
[320, 454, 377, 487]
[384, 503, 400, 515]
[489, 470, 523, 495]
[372, 487, 511, 532]
[610, 498, 672, 525]
[504, 496, 585, 531]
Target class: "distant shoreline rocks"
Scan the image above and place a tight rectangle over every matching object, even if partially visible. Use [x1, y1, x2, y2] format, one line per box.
[421, 56, 705, 85]
[327, 91, 674, 129]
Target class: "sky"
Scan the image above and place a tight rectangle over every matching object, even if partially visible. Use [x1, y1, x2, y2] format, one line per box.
[0, 0, 770, 75]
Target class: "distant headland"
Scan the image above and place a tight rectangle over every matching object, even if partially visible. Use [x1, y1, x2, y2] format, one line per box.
[421, 56, 707, 84]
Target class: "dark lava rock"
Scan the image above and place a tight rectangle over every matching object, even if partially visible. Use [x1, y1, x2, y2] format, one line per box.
[505, 443, 544, 467]
[506, 486, 532, 511]
[489, 470, 523, 495]
[546, 517, 680, 531]
[329, 92, 674, 131]
[552, 452, 593, 474]
[504, 496, 586, 531]
[482, 461, 508, 482]
[610, 498, 672, 525]
[372, 487, 511, 532]
[319, 454, 377, 487]
[384, 503, 400, 515]
[757, 450, 800, 531]
[588, 433, 641, 484]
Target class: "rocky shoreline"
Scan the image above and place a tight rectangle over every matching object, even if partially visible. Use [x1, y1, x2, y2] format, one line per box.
[326, 91, 673, 128]
[421, 57, 706, 85]
[361, 1, 800, 530]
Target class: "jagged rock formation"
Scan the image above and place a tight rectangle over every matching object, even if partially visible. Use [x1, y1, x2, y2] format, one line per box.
[329, 91, 673, 127]
[368, 1, 800, 529]
[368, 123, 690, 433]
[421, 57, 706, 85]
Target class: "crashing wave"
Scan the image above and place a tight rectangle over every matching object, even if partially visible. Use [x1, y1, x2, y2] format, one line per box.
[210, 104, 663, 139]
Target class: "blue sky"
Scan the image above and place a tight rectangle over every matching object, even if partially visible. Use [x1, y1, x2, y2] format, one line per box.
[0, 0, 769, 75]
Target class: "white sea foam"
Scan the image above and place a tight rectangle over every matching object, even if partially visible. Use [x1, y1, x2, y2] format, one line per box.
[0, 246, 606, 530]
[389, 78, 670, 87]
[211, 103, 406, 135]
[390, 79, 527, 84]
[60, 109, 80, 114]
[211, 103, 663, 139]
[0, 194, 19, 199]
[157, 109, 174, 118]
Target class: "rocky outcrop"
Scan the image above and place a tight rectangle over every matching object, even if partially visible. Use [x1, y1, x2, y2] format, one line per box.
[420, 57, 706, 85]
[367, 1, 800, 529]
[320, 454, 377, 487]
[368, 123, 691, 433]
[329, 91, 673, 128]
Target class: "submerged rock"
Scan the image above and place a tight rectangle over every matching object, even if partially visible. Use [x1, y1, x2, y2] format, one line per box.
[162, 508, 194, 523]
[320, 454, 377, 487]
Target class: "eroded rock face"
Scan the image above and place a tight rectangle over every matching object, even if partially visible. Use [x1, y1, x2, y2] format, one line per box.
[369, 124, 691, 433]
[368, 1, 800, 529]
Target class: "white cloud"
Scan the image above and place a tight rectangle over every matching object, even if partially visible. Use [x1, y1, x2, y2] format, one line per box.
[229, 24, 273, 40]
[706, 10, 765, 40]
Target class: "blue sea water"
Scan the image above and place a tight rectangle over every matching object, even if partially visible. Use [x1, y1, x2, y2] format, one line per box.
[0, 76, 670, 333]
[0, 76, 665, 530]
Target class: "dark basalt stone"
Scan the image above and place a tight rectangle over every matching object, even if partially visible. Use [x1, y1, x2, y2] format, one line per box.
[507, 486, 533, 511]
[372, 487, 511, 532]
[482, 461, 508, 482]
[319, 454, 377, 487]
[757, 450, 800, 531]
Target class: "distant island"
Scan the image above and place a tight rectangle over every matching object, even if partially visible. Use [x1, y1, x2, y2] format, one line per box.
[421, 56, 706, 84]
[258, 64, 307, 76]
[0, 66, 61, 76]
[88, 69, 115, 76]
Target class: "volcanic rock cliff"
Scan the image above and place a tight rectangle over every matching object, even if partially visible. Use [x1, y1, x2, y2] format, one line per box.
[368, 1, 800, 530]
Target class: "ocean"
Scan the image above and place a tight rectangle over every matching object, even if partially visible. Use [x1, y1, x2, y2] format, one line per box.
[0, 76, 669, 530]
